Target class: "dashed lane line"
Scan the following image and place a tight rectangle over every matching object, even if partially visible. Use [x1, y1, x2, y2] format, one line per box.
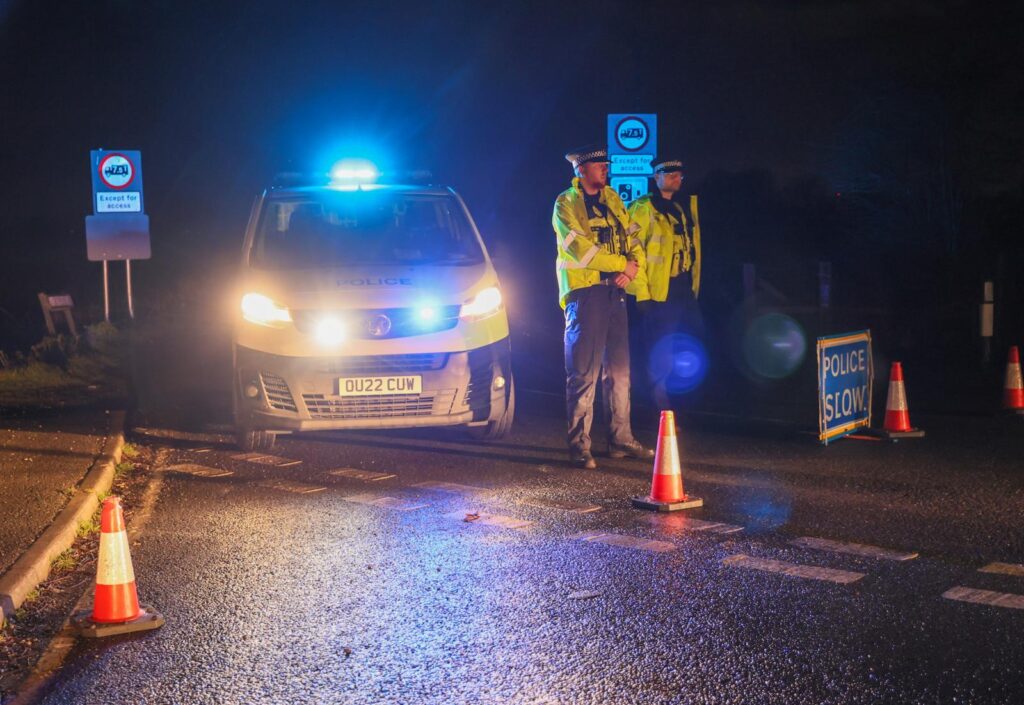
[450, 511, 534, 530]
[342, 493, 428, 512]
[258, 479, 326, 494]
[639, 514, 743, 534]
[328, 468, 397, 482]
[790, 536, 918, 561]
[722, 554, 866, 584]
[521, 498, 602, 514]
[413, 480, 488, 494]
[230, 452, 302, 467]
[576, 531, 677, 554]
[943, 586, 1024, 610]
[162, 464, 234, 478]
[978, 562, 1024, 577]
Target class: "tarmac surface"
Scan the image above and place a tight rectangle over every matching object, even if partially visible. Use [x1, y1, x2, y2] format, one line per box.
[25, 405, 1024, 705]
[0, 410, 107, 576]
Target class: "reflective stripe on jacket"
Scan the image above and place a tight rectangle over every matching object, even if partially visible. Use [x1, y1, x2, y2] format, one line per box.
[552, 178, 650, 308]
[628, 193, 701, 302]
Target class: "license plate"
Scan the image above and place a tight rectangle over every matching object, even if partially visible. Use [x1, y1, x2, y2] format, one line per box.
[337, 375, 422, 396]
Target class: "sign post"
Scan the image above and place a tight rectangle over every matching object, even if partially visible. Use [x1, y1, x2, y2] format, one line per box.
[86, 150, 151, 321]
[607, 113, 657, 206]
[817, 330, 874, 445]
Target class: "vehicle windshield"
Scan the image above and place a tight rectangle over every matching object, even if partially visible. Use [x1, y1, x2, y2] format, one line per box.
[252, 190, 485, 268]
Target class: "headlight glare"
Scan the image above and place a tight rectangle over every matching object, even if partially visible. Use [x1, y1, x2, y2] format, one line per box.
[459, 287, 503, 321]
[241, 293, 292, 327]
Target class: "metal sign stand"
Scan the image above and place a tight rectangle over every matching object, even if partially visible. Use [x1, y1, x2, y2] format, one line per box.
[103, 260, 110, 323]
[126, 260, 134, 319]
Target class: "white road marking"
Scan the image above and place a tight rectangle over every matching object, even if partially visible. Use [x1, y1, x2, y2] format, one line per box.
[329, 468, 396, 482]
[231, 452, 302, 467]
[413, 480, 487, 493]
[162, 463, 233, 478]
[943, 585, 1024, 610]
[343, 493, 428, 511]
[722, 554, 865, 584]
[567, 590, 602, 600]
[258, 480, 326, 494]
[978, 562, 1024, 577]
[790, 536, 918, 561]
[448, 511, 533, 530]
[640, 514, 743, 534]
[521, 498, 601, 513]
[576, 531, 677, 553]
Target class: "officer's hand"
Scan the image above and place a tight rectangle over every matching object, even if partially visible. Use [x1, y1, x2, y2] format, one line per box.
[623, 260, 640, 279]
[612, 273, 632, 288]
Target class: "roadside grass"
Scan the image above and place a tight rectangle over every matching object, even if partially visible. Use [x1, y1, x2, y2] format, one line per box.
[121, 442, 138, 458]
[115, 461, 133, 476]
[51, 549, 76, 572]
[0, 323, 127, 409]
[76, 517, 100, 538]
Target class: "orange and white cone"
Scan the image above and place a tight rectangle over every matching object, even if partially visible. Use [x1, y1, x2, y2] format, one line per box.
[879, 362, 925, 439]
[72, 496, 164, 637]
[1004, 346, 1024, 414]
[632, 411, 703, 511]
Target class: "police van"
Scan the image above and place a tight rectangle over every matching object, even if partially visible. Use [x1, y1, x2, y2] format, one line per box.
[232, 163, 513, 451]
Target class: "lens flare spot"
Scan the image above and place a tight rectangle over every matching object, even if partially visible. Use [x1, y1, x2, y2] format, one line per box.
[742, 313, 806, 380]
[649, 334, 709, 394]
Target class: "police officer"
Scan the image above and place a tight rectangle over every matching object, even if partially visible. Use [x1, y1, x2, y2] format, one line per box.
[552, 145, 655, 469]
[629, 159, 703, 404]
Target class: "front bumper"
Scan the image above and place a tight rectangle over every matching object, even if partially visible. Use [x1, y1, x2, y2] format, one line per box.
[234, 337, 512, 432]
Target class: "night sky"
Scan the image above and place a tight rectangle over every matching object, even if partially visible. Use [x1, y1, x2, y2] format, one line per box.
[1, 1, 1022, 343]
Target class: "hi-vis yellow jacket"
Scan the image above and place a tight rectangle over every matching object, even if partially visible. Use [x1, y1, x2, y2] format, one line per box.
[628, 193, 701, 302]
[552, 178, 650, 308]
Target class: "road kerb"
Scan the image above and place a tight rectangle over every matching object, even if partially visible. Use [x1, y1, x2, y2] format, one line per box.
[0, 410, 126, 627]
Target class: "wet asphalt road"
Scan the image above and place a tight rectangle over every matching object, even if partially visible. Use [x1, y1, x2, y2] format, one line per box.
[30, 403, 1024, 705]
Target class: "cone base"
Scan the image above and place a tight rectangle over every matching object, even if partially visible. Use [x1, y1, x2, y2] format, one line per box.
[872, 428, 926, 440]
[631, 495, 703, 512]
[72, 604, 165, 638]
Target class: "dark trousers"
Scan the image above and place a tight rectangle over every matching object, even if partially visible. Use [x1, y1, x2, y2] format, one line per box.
[642, 274, 704, 407]
[564, 285, 634, 454]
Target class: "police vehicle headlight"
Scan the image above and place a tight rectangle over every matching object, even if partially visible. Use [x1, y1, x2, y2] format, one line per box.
[314, 316, 347, 347]
[459, 287, 503, 321]
[241, 293, 292, 328]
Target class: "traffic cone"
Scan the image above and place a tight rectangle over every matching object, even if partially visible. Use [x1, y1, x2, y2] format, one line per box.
[1004, 346, 1024, 414]
[71, 497, 164, 637]
[878, 362, 925, 440]
[632, 410, 703, 511]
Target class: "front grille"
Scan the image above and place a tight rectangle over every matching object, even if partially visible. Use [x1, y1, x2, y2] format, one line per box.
[302, 389, 457, 420]
[260, 372, 297, 412]
[314, 353, 448, 375]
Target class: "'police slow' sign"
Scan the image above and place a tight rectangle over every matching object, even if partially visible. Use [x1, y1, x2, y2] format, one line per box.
[817, 330, 874, 444]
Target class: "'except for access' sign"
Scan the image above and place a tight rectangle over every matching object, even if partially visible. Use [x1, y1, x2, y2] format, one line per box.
[92, 151, 143, 212]
[817, 330, 874, 444]
[610, 154, 654, 175]
[96, 192, 142, 213]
